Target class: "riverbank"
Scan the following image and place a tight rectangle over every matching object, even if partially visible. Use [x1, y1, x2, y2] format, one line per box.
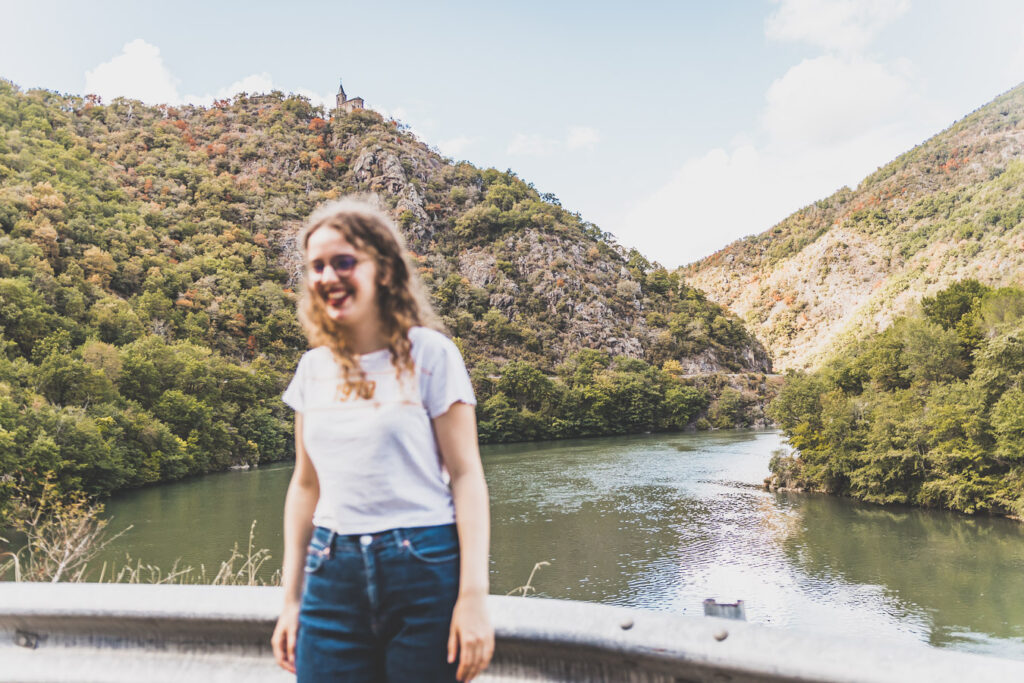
[764, 476, 1024, 524]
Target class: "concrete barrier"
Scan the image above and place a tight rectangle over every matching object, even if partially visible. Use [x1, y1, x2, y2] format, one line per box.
[2, 583, 1023, 682]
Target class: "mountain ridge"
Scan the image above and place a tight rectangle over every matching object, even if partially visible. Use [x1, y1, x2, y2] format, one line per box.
[685, 82, 1024, 370]
[0, 78, 773, 511]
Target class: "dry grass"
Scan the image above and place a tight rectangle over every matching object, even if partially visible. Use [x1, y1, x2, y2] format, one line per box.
[1, 476, 279, 586]
[93, 521, 281, 586]
[1, 475, 132, 582]
[506, 560, 550, 597]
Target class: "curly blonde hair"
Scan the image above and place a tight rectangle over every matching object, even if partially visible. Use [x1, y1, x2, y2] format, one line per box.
[297, 197, 441, 398]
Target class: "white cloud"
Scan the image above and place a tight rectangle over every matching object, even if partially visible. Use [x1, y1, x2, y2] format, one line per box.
[437, 136, 475, 158]
[84, 39, 180, 104]
[617, 52, 951, 266]
[765, 0, 910, 52]
[620, 146, 802, 265]
[610, 0, 952, 267]
[1004, 23, 1024, 86]
[220, 73, 275, 99]
[619, 130, 915, 265]
[566, 125, 600, 150]
[507, 127, 600, 156]
[762, 55, 915, 148]
[187, 72, 274, 102]
[294, 87, 335, 111]
[185, 74, 333, 109]
[376, 105, 410, 123]
[507, 132, 560, 156]
[84, 39, 333, 109]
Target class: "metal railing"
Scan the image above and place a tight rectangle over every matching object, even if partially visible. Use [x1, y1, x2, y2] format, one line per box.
[2, 583, 1023, 682]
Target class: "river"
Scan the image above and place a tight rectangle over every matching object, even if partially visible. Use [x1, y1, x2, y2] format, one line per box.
[99, 429, 1024, 660]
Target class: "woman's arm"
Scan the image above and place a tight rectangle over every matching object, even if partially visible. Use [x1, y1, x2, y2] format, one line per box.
[433, 401, 493, 682]
[271, 412, 320, 674]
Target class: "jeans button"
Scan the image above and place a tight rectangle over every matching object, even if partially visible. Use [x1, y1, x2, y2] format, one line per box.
[360, 534, 372, 546]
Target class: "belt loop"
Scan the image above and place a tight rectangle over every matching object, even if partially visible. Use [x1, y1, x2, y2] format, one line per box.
[326, 529, 337, 559]
[392, 528, 404, 550]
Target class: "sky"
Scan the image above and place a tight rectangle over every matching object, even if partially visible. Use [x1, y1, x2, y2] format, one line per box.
[3, 0, 1024, 267]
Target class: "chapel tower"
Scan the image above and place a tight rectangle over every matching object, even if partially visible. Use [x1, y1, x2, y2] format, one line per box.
[336, 80, 364, 114]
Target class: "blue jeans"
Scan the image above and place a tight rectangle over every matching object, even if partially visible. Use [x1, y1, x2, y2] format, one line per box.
[296, 524, 460, 682]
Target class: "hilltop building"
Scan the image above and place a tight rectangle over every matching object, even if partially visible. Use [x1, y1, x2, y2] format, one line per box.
[336, 81, 364, 114]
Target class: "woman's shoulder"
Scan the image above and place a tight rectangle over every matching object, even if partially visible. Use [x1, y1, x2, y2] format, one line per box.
[408, 325, 449, 346]
[408, 327, 461, 363]
[296, 345, 335, 369]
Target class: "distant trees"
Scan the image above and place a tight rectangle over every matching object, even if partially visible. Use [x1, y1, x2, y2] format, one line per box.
[475, 350, 710, 443]
[769, 280, 1024, 517]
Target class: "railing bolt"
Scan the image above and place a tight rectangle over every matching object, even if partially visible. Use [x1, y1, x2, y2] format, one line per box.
[713, 629, 729, 642]
[15, 630, 39, 649]
[620, 618, 634, 630]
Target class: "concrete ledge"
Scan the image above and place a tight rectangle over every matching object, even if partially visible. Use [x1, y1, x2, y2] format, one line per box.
[2, 583, 1023, 682]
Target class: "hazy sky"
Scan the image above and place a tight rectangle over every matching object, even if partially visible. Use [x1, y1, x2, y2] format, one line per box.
[4, 1, 1024, 266]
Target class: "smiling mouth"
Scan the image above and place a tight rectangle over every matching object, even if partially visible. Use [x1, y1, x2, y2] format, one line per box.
[325, 288, 352, 307]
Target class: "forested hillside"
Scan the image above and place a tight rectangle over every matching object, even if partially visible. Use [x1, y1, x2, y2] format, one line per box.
[686, 83, 1024, 370]
[769, 280, 1024, 517]
[0, 80, 771, 518]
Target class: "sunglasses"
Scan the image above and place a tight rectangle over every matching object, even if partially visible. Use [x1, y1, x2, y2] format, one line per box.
[311, 254, 361, 275]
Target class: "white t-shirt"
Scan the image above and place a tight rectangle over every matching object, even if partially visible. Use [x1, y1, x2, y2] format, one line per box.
[281, 326, 476, 534]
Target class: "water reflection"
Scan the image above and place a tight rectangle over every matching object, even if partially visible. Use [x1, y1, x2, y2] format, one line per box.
[99, 429, 1024, 659]
[484, 431, 1024, 658]
[98, 463, 290, 576]
[777, 492, 1024, 654]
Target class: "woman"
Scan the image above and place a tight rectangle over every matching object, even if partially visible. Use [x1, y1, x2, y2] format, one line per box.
[271, 198, 494, 682]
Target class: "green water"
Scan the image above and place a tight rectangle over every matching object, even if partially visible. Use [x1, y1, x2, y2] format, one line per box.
[99, 430, 1024, 659]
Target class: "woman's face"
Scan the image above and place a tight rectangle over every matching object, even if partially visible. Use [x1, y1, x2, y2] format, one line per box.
[306, 227, 381, 328]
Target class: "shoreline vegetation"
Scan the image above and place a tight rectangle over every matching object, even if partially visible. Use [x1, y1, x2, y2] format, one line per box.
[767, 280, 1024, 520]
[761, 480, 1024, 524]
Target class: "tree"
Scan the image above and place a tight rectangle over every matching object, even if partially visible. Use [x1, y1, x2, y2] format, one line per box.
[992, 388, 1024, 464]
[659, 385, 707, 430]
[921, 279, 988, 331]
[34, 354, 115, 406]
[710, 387, 748, 429]
[557, 349, 611, 386]
[90, 296, 145, 345]
[0, 278, 62, 357]
[496, 362, 555, 412]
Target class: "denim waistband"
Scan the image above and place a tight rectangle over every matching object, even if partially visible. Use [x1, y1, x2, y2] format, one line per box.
[310, 523, 456, 552]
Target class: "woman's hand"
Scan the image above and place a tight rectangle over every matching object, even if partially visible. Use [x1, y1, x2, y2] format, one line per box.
[272, 602, 301, 673]
[434, 402, 493, 681]
[448, 592, 494, 681]
[274, 412, 318, 674]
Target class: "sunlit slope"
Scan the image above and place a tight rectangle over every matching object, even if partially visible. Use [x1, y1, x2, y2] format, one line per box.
[685, 83, 1024, 370]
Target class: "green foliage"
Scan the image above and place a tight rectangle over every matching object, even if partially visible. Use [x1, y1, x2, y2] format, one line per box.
[975, 287, 1024, 337]
[0, 78, 769, 519]
[709, 387, 751, 429]
[921, 279, 988, 331]
[992, 388, 1024, 463]
[769, 280, 1024, 516]
[476, 350, 711, 443]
